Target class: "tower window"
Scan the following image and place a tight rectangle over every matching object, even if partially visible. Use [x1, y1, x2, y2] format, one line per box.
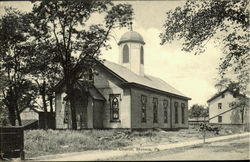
[123, 44, 129, 63]
[140, 46, 144, 64]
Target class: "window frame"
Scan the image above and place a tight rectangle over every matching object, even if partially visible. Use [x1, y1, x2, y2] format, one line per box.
[218, 115, 222, 123]
[153, 97, 158, 123]
[163, 99, 168, 123]
[140, 46, 144, 64]
[109, 94, 121, 122]
[218, 103, 222, 109]
[122, 44, 129, 63]
[181, 103, 185, 124]
[174, 102, 179, 124]
[141, 95, 147, 123]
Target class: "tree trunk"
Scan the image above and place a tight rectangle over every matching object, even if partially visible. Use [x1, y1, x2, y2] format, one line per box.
[8, 105, 16, 126]
[49, 96, 53, 112]
[65, 69, 77, 130]
[68, 90, 77, 130]
[15, 105, 22, 126]
[41, 81, 48, 130]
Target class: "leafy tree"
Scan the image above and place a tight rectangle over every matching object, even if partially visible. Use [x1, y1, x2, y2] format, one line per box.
[160, 0, 249, 94]
[0, 8, 38, 126]
[189, 104, 209, 120]
[25, 42, 62, 129]
[29, 0, 133, 129]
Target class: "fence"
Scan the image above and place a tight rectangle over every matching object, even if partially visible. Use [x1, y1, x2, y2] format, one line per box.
[0, 126, 25, 160]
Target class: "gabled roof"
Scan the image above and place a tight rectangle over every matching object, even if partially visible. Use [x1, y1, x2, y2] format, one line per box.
[53, 58, 191, 100]
[98, 60, 190, 100]
[76, 80, 106, 101]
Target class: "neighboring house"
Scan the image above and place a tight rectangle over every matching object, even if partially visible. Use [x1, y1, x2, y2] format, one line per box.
[18, 107, 43, 129]
[20, 107, 42, 121]
[207, 89, 249, 125]
[54, 30, 191, 130]
[19, 107, 55, 129]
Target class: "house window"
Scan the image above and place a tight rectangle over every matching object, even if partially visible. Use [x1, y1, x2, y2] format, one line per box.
[163, 99, 168, 123]
[140, 46, 144, 64]
[221, 94, 225, 98]
[218, 103, 222, 109]
[141, 95, 147, 123]
[174, 102, 179, 124]
[181, 103, 185, 124]
[218, 116, 222, 123]
[123, 44, 129, 63]
[110, 94, 121, 121]
[153, 98, 158, 123]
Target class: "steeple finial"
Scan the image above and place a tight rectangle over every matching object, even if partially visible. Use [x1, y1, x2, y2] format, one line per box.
[129, 22, 133, 31]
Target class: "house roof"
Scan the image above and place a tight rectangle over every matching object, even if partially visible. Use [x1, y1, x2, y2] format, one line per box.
[207, 88, 248, 103]
[20, 107, 44, 113]
[100, 60, 190, 100]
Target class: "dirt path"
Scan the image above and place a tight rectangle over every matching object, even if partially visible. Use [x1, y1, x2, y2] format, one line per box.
[109, 136, 250, 160]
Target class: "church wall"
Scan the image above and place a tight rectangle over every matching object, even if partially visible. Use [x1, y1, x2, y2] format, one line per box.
[55, 91, 68, 129]
[86, 97, 93, 129]
[130, 87, 188, 129]
[94, 66, 131, 128]
[171, 98, 189, 129]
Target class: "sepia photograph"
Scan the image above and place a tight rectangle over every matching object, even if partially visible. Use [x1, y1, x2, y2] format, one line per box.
[0, 0, 249, 161]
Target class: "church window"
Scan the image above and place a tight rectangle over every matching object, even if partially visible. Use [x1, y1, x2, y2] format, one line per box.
[110, 94, 121, 121]
[163, 99, 168, 123]
[174, 102, 178, 124]
[123, 44, 129, 63]
[141, 95, 147, 123]
[64, 101, 70, 124]
[181, 103, 185, 124]
[140, 46, 144, 64]
[153, 98, 158, 123]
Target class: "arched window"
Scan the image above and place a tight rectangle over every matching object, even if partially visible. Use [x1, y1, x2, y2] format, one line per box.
[140, 46, 144, 64]
[110, 94, 120, 121]
[123, 44, 129, 63]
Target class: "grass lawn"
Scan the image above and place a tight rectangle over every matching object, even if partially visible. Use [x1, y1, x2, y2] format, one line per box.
[24, 127, 244, 158]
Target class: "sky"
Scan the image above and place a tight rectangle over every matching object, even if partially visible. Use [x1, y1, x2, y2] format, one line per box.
[0, 1, 224, 107]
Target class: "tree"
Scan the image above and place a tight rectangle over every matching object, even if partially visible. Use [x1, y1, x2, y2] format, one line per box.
[25, 42, 62, 129]
[160, 0, 249, 94]
[29, 0, 133, 129]
[189, 104, 209, 121]
[0, 8, 38, 126]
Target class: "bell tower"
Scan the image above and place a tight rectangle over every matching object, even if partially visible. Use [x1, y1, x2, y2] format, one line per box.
[117, 27, 145, 76]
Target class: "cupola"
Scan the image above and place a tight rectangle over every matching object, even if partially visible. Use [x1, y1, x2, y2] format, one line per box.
[118, 29, 145, 76]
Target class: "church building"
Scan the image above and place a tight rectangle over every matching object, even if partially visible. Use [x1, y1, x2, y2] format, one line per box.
[54, 30, 191, 129]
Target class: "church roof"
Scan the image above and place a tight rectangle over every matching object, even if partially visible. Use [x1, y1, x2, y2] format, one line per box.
[101, 60, 190, 100]
[118, 31, 145, 45]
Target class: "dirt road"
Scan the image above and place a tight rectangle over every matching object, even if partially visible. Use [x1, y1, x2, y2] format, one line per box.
[108, 136, 249, 160]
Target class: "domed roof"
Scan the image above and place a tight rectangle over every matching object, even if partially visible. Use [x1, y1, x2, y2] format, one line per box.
[118, 31, 145, 45]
